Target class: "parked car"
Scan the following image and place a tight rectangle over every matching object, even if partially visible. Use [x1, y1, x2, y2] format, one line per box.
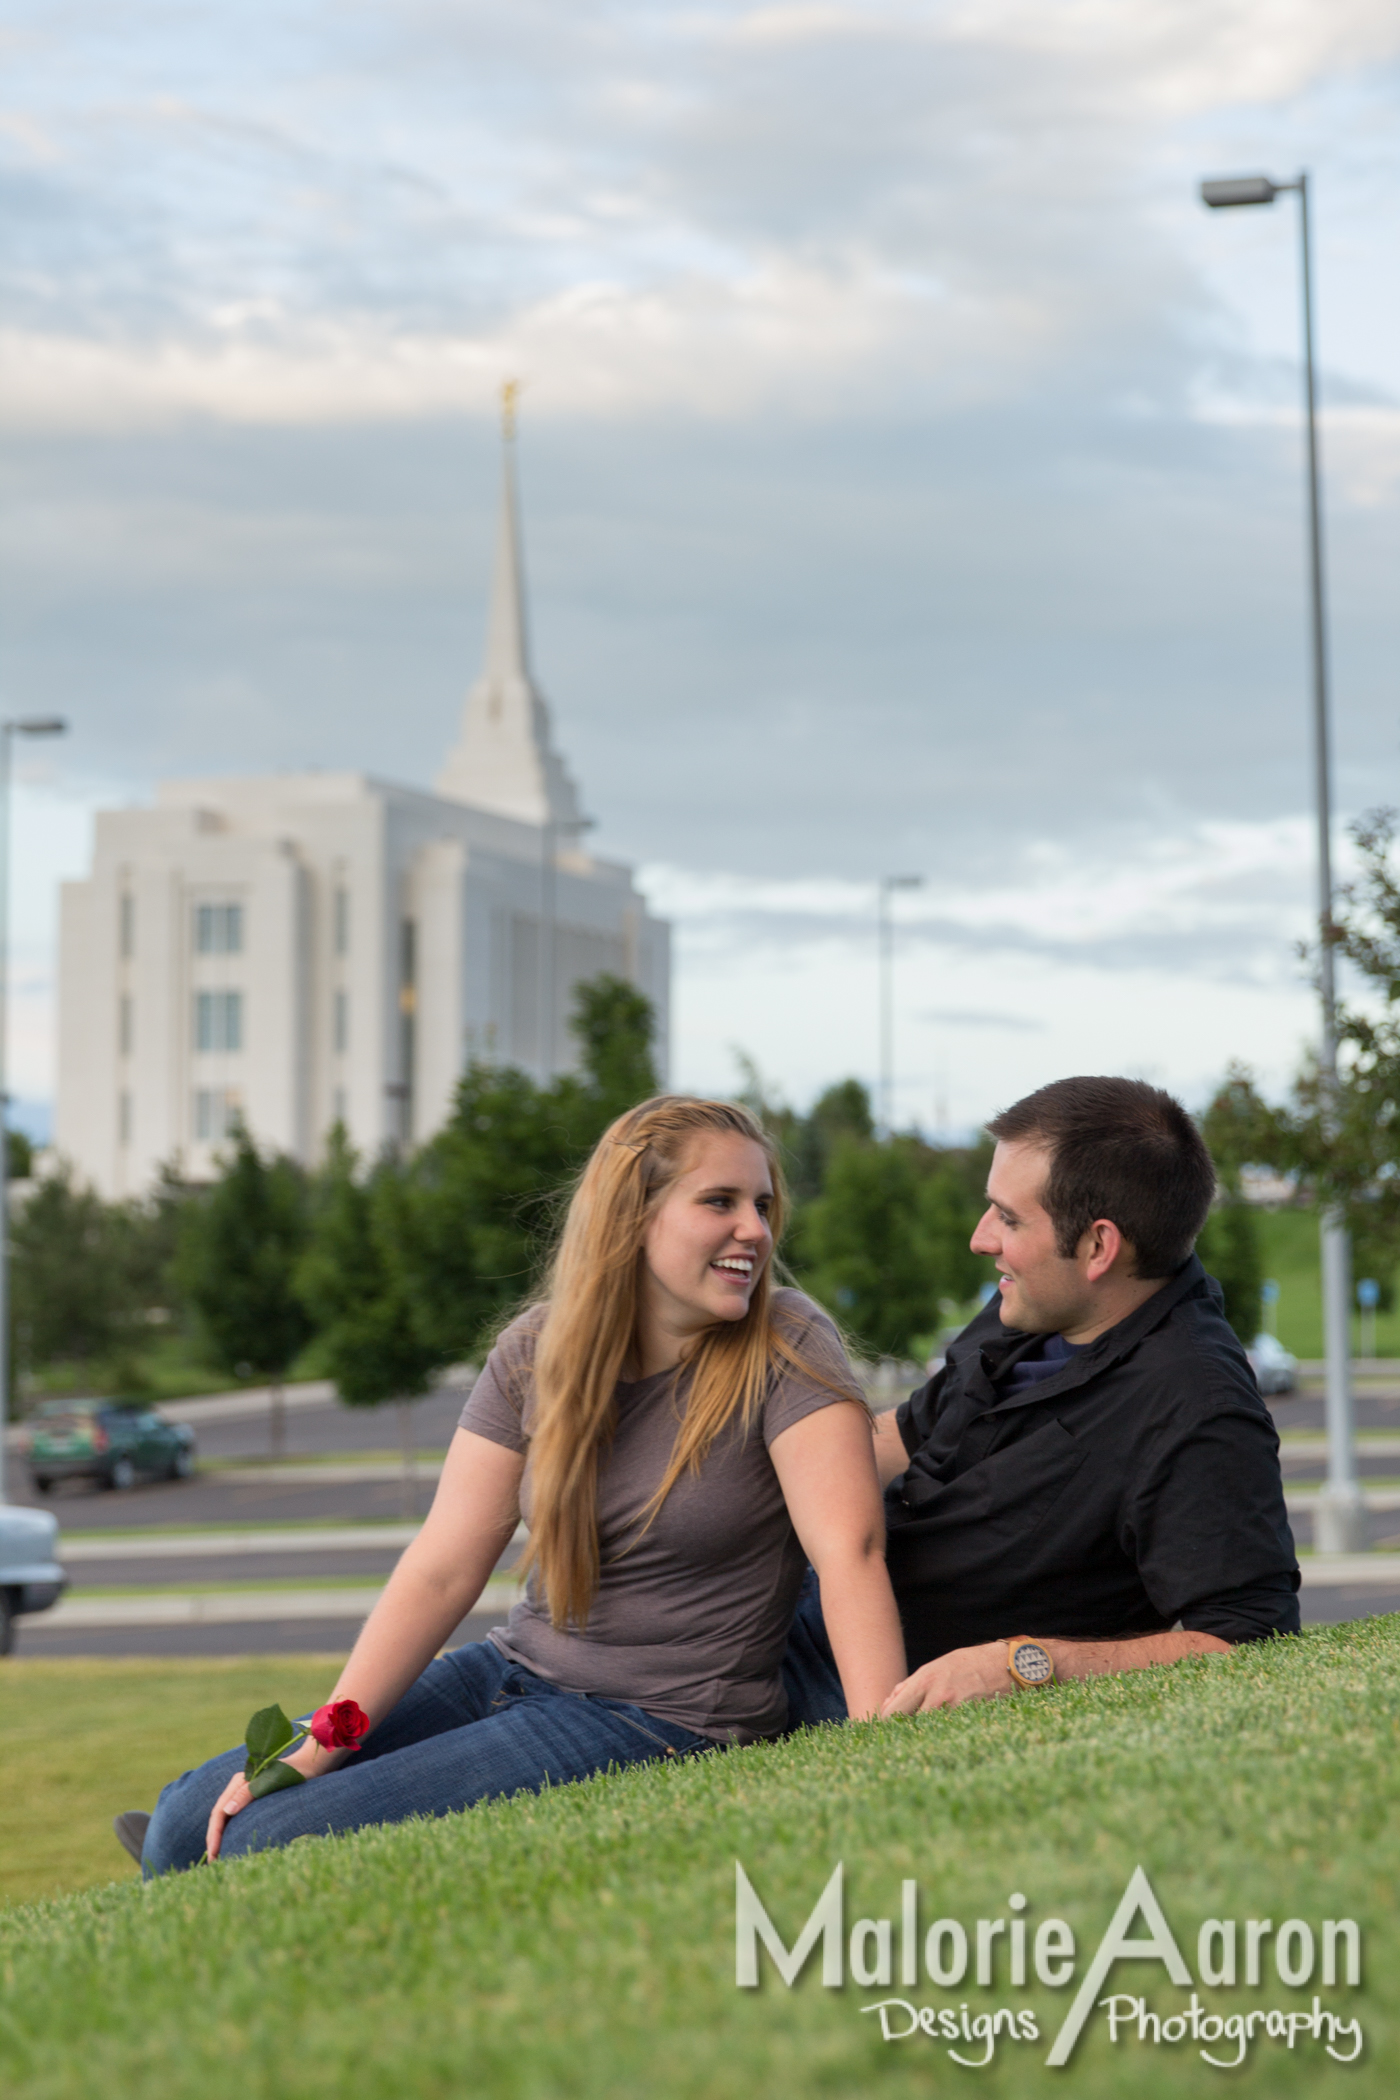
[1247, 1332, 1299, 1397]
[0, 1500, 65, 1653]
[26, 1399, 197, 1493]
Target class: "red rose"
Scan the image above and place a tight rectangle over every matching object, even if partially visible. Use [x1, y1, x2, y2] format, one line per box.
[309, 1699, 370, 1751]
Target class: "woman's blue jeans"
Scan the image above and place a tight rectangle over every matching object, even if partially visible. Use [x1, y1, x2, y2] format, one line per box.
[780, 1568, 848, 1729]
[142, 1639, 712, 1877]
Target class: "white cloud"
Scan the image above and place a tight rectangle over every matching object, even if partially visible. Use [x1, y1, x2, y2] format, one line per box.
[643, 811, 1326, 980]
[3, 0, 1393, 436]
[641, 810, 1344, 1120]
[2, 0, 1398, 1120]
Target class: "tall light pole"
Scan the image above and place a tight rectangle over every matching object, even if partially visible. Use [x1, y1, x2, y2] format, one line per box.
[0, 716, 68, 1506]
[1201, 170, 1364, 1553]
[539, 814, 596, 1083]
[878, 874, 923, 1138]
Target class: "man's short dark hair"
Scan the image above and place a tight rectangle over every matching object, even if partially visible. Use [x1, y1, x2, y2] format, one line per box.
[986, 1077, 1216, 1277]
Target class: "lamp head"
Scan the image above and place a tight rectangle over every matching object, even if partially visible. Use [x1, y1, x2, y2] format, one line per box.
[1201, 176, 1280, 209]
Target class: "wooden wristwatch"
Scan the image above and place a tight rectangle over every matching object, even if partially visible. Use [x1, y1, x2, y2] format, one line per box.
[1006, 1639, 1056, 1689]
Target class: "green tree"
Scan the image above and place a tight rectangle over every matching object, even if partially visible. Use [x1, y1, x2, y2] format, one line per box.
[403, 975, 661, 1361]
[919, 1153, 993, 1313]
[731, 1068, 990, 1352]
[119, 1160, 198, 1314]
[9, 1165, 135, 1391]
[1200, 811, 1400, 1307]
[1196, 1201, 1264, 1343]
[8, 1157, 205, 1400]
[405, 1062, 581, 1361]
[788, 1079, 875, 1206]
[296, 1131, 443, 1512]
[799, 1136, 969, 1358]
[569, 973, 659, 1121]
[172, 1127, 313, 1454]
[1200, 1065, 1295, 1188]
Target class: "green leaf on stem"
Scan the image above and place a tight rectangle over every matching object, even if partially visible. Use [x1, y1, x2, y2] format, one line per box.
[245, 1703, 297, 1774]
[246, 1760, 306, 1800]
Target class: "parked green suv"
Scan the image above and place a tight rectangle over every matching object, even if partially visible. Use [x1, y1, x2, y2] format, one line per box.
[26, 1400, 197, 1493]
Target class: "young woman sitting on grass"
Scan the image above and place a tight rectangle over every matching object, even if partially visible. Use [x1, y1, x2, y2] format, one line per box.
[136, 1095, 905, 1875]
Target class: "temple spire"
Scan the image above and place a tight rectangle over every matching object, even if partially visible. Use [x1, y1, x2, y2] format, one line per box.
[436, 385, 582, 828]
[483, 384, 529, 684]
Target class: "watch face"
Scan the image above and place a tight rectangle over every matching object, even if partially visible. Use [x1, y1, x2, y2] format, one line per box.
[1011, 1641, 1054, 1685]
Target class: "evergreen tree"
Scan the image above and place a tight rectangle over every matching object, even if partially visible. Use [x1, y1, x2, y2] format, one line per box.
[799, 1135, 981, 1359]
[296, 1131, 442, 1510]
[172, 1126, 313, 1453]
[1196, 1201, 1265, 1343]
[405, 1062, 583, 1362]
[9, 1164, 134, 1385]
[784, 1079, 875, 1206]
[569, 972, 659, 1121]
[919, 1153, 993, 1314]
[401, 974, 661, 1362]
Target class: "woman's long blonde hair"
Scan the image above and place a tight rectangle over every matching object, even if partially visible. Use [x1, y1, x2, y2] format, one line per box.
[518, 1095, 847, 1628]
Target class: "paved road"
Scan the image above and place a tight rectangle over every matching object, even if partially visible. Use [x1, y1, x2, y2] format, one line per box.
[5, 1381, 468, 1526]
[15, 1609, 511, 1661]
[11, 1367, 1400, 1659]
[11, 1470, 443, 1530]
[1271, 1381, 1400, 1437]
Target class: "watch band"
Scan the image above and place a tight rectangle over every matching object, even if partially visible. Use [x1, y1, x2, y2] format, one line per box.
[1006, 1638, 1056, 1689]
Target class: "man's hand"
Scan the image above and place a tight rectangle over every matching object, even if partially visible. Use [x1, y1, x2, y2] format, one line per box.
[882, 1642, 1012, 1715]
[880, 1627, 1233, 1717]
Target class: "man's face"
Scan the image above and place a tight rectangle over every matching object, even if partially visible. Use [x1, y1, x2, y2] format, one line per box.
[970, 1139, 1094, 1335]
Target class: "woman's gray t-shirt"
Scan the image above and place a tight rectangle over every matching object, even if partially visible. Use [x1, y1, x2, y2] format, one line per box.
[458, 1288, 862, 1744]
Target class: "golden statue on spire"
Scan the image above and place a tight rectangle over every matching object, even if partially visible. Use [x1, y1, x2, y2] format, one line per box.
[501, 378, 520, 440]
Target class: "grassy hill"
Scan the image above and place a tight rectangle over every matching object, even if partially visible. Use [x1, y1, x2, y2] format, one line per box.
[1255, 1208, 1400, 1360]
[0, 1656, 344, 1909]
[1, 1621, 1398, 2099]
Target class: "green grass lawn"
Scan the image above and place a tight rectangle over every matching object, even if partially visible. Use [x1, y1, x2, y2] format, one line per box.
[201, 1448, 450, 1471]
[1, 1622, 1398, 2097]
[0, 1656, 346, 1910]
[64, 1577, 394, 1598]
[19, 1332, 331, 1406]
[1256, 1208, 1400, 1360]
[56, 1518, 421, 1542]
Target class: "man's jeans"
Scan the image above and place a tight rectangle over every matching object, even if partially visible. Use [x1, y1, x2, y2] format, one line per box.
[142, 1639, 711, 1877]
[779, 1570, 849, 1730]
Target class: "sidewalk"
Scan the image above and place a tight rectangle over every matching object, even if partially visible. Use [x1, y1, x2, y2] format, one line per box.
[42, 1575, 522, 1629]
[33, 1554, 1400, 1630]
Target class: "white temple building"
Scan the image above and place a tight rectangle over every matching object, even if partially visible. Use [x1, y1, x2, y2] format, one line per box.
[55, 418, 669, 1197]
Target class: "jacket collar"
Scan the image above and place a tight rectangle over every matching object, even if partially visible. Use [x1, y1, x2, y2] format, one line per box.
[950, 1254, 1215, 1414]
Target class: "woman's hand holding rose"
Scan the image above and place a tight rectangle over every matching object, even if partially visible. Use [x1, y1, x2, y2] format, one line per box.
[204, 1698, 370, 1861]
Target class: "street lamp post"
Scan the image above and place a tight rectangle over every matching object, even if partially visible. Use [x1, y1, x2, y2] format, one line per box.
[538, 815, 597, 1083]
[1201, 169, 1364, 1552]
[0, 716, 68, 1506]
[878, 874, 923, 1139]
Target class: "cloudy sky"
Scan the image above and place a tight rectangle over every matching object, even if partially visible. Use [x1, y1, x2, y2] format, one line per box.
[3, 0, 1399, 1137]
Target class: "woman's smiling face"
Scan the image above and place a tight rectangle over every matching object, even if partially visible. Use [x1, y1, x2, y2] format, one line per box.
[639, 1131, 775, 1345]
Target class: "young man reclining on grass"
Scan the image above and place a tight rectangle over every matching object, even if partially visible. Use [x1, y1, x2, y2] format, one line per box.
[123, 1097, 905, 1876]
[782, 1075, 1302, 1724]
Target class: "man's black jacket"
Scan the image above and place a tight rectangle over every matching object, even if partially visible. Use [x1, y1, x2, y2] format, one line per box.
[885, 1255, 1301, 1670]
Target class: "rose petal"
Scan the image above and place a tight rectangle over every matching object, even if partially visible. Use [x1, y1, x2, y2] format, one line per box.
[310, 1699, 370, 1750]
